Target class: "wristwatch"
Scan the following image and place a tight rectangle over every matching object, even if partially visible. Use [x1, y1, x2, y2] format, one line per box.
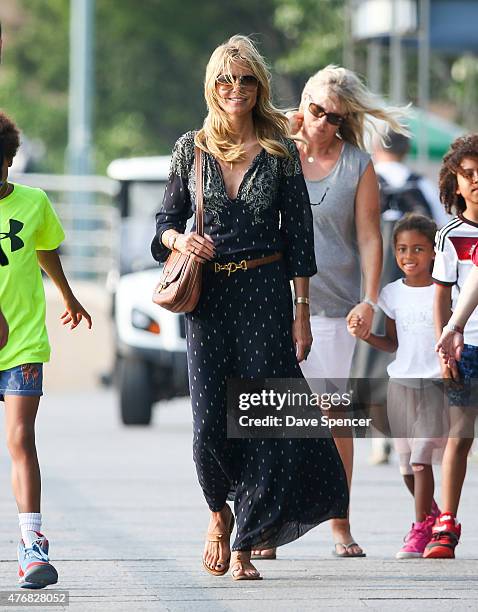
[447, 323, 464, 334]
[362, 296, 378, 313]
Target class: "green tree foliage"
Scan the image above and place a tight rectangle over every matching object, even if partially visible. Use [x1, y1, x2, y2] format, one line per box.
[272, 0, 345, 79]
[0, 0, 292, 173]
[0, 0, 69, 171]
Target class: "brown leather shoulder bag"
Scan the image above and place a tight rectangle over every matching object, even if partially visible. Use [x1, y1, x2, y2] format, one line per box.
[152, 146, 204, 313]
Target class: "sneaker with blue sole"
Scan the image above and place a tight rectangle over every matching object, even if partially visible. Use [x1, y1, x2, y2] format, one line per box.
[17, 533, 58, 589]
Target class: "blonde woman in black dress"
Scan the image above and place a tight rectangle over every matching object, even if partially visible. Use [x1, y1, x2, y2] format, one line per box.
[152, 35, 348, 581]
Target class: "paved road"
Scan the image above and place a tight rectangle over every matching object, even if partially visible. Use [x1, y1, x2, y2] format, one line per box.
[0, 390, 477, 611]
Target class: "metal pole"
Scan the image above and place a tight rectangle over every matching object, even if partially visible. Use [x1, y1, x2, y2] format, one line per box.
[343, 0, 355, 70]
[67, 0, 95, 279]
[367, 40, 382, 94]
[67, 0, 94, 177]
[390, 0, 404, 104]
[417, 0, 430, 168]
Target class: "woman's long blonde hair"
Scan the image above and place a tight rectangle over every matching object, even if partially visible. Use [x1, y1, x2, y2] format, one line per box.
[195, 35, 290, 162]
[300, 65, 410, 150]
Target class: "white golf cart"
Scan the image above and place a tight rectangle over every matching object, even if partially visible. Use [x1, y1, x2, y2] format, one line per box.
[107, 156, 189, 425]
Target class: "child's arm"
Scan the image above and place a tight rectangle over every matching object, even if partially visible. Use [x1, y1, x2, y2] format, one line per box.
[0, 307, 8, 349]
[348, 314, 398, 353]
[37, 250, 92, 330]
[433, 283, 458, 380]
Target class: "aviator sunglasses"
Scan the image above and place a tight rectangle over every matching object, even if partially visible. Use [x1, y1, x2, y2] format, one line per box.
[308, 101, 345, 126]
[216, 74, 259, 89]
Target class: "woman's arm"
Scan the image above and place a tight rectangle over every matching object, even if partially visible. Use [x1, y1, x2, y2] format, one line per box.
[447, 264, 478, 329]
[37, 250, 92, 329]
[292, 277, 312, 363]
[346, 162, 383, 337]
[436, 265, 478, 363]
[151, 133, 215, 263]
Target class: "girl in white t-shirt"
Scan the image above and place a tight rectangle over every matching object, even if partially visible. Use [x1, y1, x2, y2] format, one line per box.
[349, 213, 448, 559]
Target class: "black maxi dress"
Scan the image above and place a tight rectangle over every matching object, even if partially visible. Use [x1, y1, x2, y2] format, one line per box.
[151, 131, 348, 551]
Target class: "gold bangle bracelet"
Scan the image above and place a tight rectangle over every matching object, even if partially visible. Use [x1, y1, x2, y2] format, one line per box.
[294, 297, 310, 305]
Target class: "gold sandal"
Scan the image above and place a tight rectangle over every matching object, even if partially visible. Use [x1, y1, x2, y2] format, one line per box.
[202, 509, 235, 576]
[251, 547, 277, 560]
[230, 552, 263, 581]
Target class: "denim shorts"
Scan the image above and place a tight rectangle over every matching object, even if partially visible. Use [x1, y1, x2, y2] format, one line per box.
[447, 344, 478, 407]
[0, 363, 43, 401]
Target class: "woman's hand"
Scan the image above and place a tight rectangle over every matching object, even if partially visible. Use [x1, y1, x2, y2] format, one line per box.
[286, 111, 304, 135]
[292, 306, 313, 363]
[175, 232, 215, 263]
[0, 309, 9, 349]
[346, 303, 374, 339]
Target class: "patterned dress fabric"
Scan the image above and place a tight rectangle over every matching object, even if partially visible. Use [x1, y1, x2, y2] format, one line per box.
[152, 131, 348, 550]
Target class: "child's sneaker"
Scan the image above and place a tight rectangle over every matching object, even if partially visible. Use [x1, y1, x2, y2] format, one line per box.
[17, 533, 58, 589]
[423, 512, 461, 559]
[430, 499, 441, 519]
[396, 515, 435, 559]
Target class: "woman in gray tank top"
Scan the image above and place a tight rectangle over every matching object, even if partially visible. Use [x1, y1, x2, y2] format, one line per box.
[252, 65, 408, 561]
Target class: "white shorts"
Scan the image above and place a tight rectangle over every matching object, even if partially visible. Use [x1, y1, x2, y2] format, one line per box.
[387, 380, 448, 475]
[300, 316, 356, 385]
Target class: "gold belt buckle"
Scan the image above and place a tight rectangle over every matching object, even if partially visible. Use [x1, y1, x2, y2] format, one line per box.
[214, 259, 247, 276]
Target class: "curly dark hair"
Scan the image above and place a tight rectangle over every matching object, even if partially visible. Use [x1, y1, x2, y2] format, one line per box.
[393, 213, 437, 248]
[0, 111, 20, 162]
[439, 134, 478, 214]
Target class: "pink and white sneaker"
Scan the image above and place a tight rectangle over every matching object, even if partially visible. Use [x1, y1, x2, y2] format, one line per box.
[430, 499, 441, 519]
[396, 515, 435, 559]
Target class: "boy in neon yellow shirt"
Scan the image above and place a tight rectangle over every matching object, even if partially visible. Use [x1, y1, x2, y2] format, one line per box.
[0, 112, 92, 588]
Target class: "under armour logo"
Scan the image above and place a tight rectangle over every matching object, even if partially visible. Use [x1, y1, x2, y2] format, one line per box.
[0, 219, 24, 266]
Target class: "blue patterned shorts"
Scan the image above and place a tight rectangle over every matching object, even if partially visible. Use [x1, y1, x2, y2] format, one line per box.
[0, 363, 43, 402]
[447, 344, 478, 407]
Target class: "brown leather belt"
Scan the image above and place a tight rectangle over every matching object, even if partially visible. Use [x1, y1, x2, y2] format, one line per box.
[209, 252, 282, 276]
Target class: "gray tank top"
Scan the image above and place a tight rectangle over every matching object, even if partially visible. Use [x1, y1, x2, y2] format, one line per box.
[306, 142, 371, 318]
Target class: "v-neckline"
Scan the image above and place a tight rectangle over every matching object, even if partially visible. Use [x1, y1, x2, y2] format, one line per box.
[214, 149, 264, 202]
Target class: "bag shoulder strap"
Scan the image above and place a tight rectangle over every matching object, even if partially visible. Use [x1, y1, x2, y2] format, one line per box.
[194, 146, 204, 237]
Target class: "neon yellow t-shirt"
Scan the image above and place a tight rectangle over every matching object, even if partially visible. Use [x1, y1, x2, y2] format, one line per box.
[0, 183, 65, 370]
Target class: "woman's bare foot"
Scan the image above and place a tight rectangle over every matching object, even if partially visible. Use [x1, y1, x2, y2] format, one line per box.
[331, 518, 365, 557]
[231, 550, 262, 580]
[203, 505, 234, 574]
[251, 547, 277, 560]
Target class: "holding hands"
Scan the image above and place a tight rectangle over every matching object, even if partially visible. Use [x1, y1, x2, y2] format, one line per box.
[435, 325, 463, 381]
[346, 303, 374, 339]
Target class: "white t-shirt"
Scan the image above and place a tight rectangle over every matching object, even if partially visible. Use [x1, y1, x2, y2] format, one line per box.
[432, 214, 478, 346]
[379, 278, 441, 379]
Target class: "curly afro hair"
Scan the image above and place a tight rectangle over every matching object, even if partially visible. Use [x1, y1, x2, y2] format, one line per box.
[392, 212, 437, 248]
[0, 111, 20, 163]
[439, 134, 478, 214]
